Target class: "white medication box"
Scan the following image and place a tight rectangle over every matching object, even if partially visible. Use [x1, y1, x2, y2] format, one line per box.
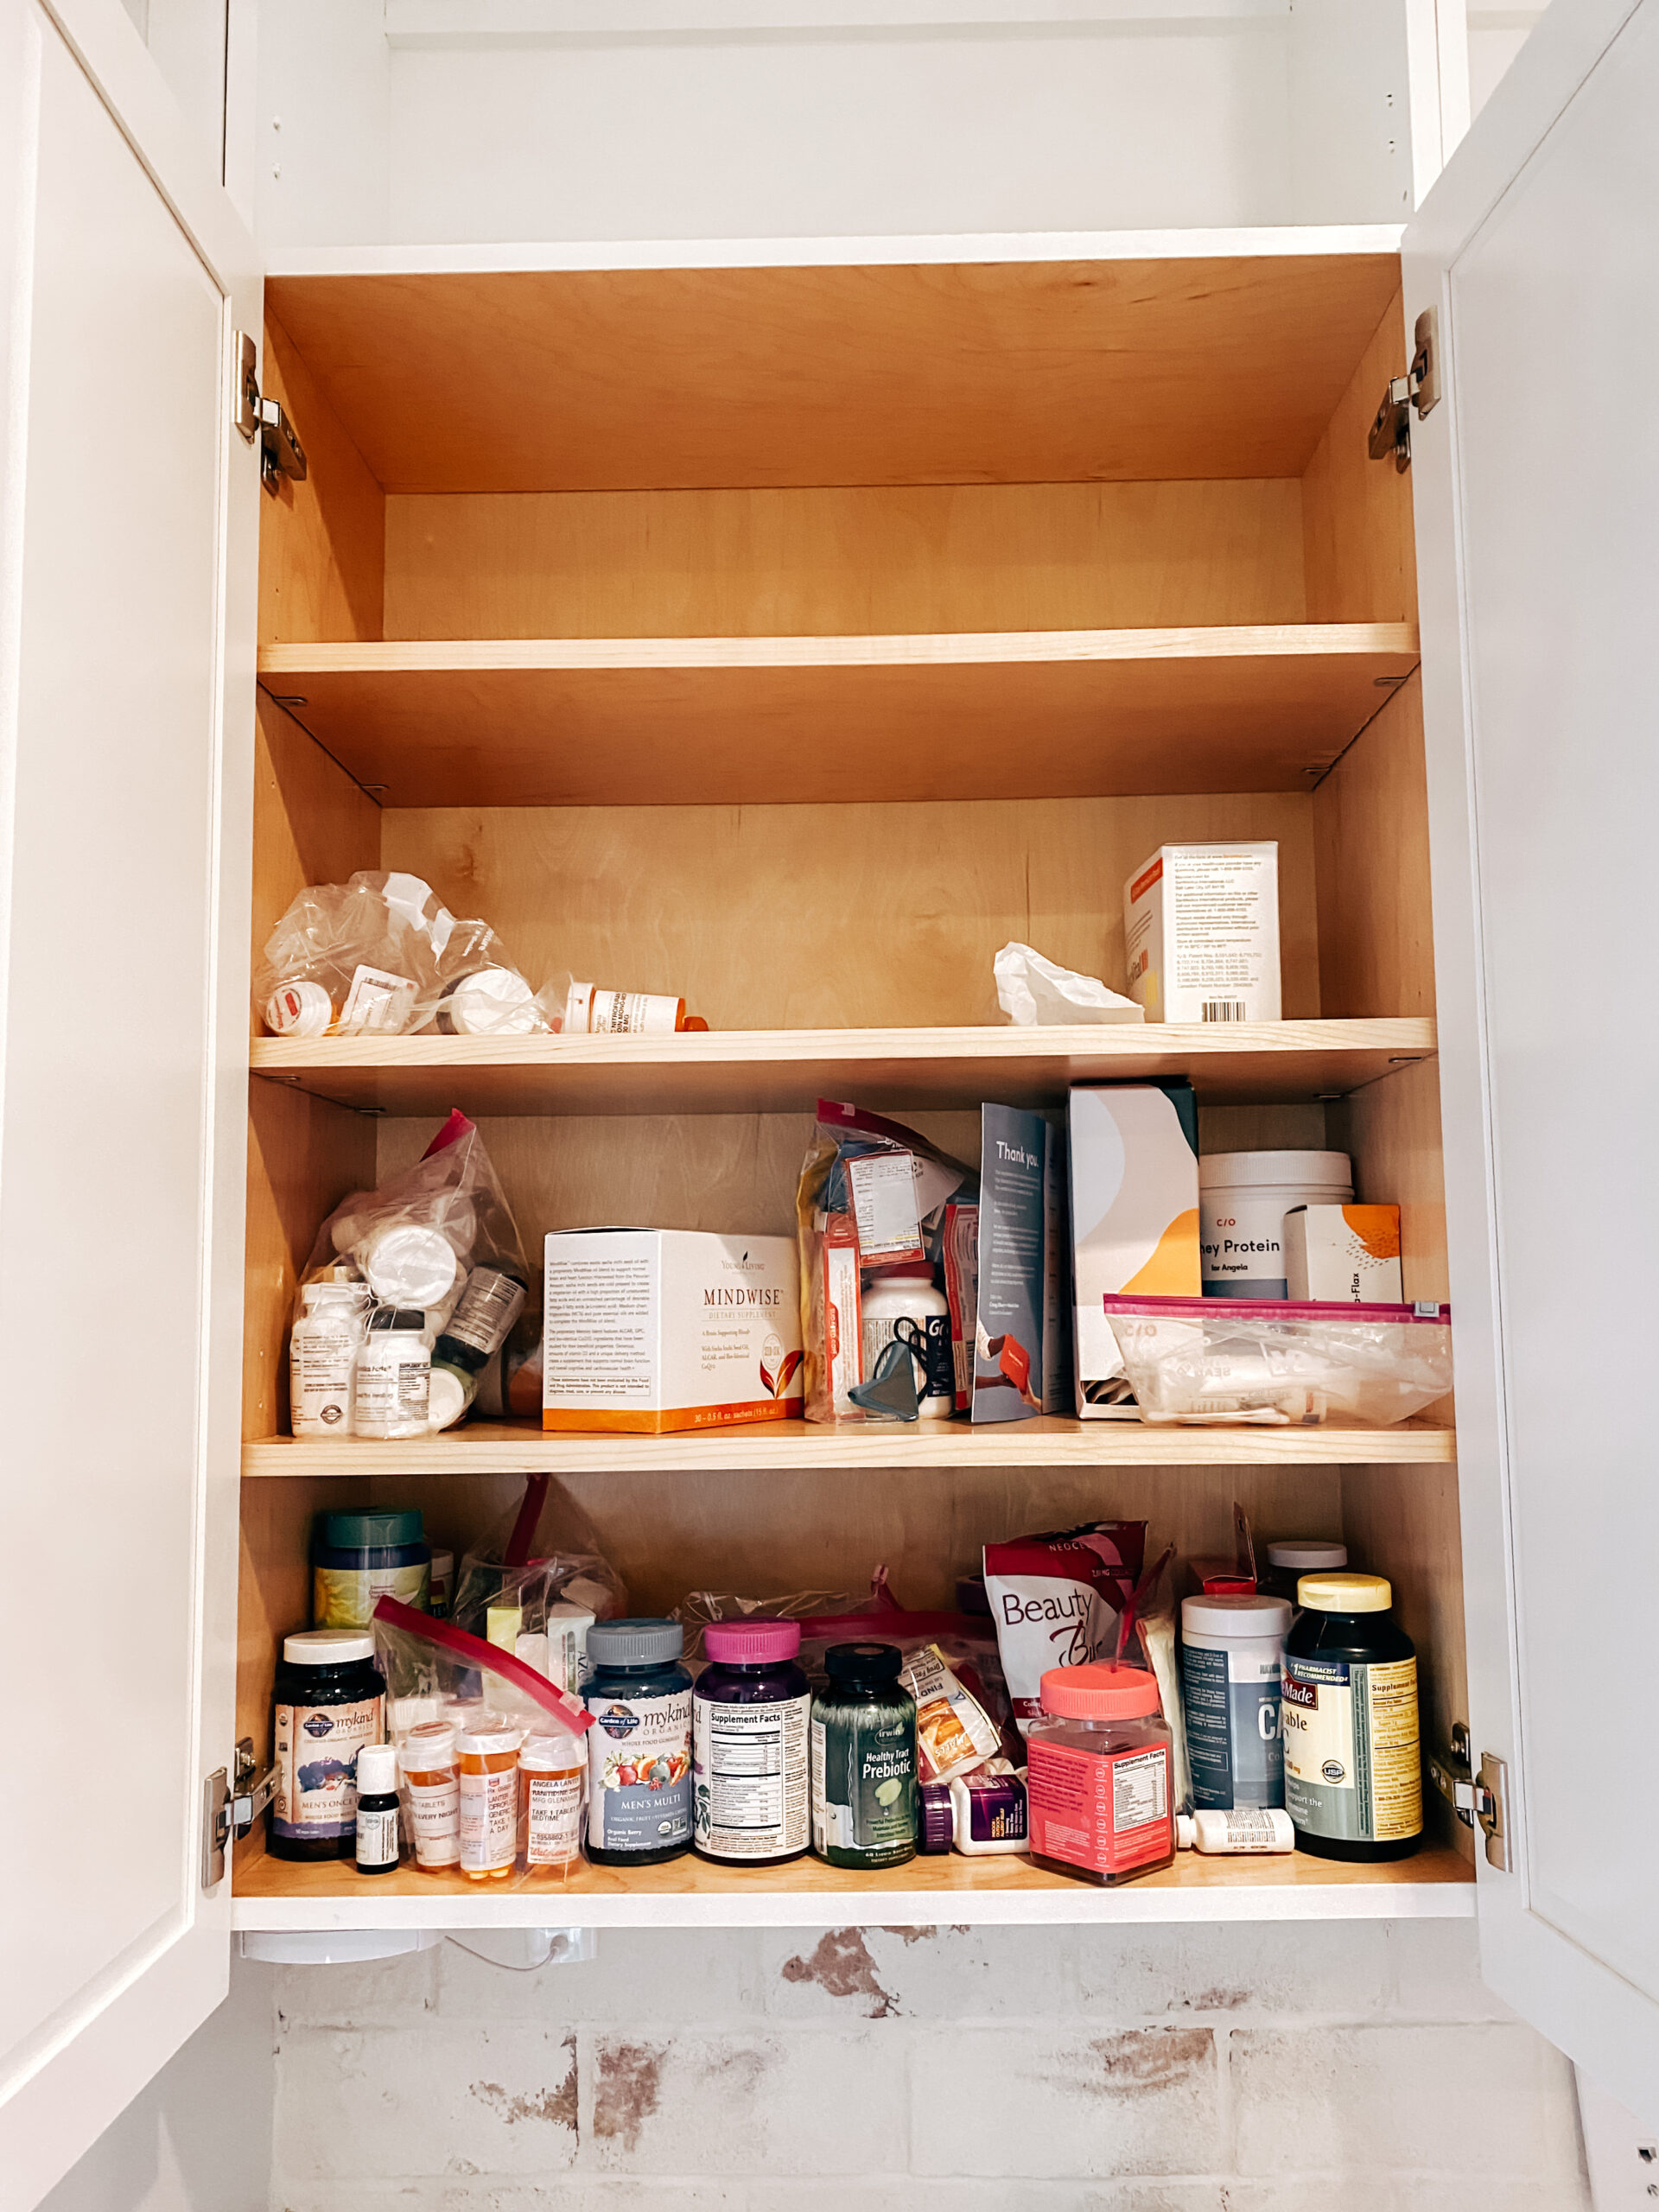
[1068, 1085, 1200, 1417]
[543, 1229, 803, 1433]
[1125, 842, 1281, 1023]
[1283, 1205, 1404, 1304]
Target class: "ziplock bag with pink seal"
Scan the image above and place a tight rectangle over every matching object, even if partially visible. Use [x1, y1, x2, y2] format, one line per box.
[373, 1597, 592, 1886]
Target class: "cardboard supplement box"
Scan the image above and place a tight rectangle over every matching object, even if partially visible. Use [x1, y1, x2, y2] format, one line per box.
[1283, 1204, 1404, 1304]
[1068, 1084, 1199, 1418]
[1124, 842, 1281, 1023]
[543, 1229, 804, 1433]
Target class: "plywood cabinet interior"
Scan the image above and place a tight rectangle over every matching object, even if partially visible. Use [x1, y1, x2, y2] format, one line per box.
[237, 249, 1471, 1925]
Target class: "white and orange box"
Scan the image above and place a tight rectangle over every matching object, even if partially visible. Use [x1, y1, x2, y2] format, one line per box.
[1283, 1205, 1404, 1304]
[1069, 1084, 1201, 1418]
[543, 1230, 804, 1433]
[1124, 842, 1281, 1024]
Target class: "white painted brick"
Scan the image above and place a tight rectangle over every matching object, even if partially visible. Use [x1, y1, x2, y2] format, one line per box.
[438, 1929, 764, 2024]
[584, 2029, 905, 2176]
[273, 2024, 576, 2181]
[909, 2025, 1222, 2177]
[273, 2188, 740, 2212]
[1231, 2022, 1584, 2179]
[1076, 2183, 1587, 2212]
[1073, 1921, 1393, 2023]
[747, 2185, 1097, 2211]
[272, 1949, 439, 2030]
[761, 1923, 1076, 2020]
[1383, 1918, 1520, 2021]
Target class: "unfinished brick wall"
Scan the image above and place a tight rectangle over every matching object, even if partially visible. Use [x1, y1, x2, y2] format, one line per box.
[264, 1920, 1590, 2208]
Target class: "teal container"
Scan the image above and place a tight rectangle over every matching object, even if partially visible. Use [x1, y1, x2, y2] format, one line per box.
[810, 1643, 918, 1870]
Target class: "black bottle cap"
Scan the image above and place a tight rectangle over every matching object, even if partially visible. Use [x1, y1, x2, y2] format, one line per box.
[825, 1641, 903, 1683]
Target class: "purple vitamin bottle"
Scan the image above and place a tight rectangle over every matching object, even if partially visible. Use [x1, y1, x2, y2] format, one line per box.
[691, 1620, 811, 1866]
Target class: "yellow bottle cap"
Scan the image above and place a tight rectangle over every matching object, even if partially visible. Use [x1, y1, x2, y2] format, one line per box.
[1297, 1571, 1393, 1613]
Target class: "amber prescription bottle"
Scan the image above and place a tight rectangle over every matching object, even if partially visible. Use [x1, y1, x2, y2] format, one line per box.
[1026, 1661, 1175, 1886]
[519, 1730, 585, 1877]
[397, 1721, 460, 1871]
[458, 1722, 522, 1878]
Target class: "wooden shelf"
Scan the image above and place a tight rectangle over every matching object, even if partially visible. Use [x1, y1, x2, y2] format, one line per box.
[264, 255, 1403, 494]
[242, 1414, 1454, 1478]
[249, 1016, 1435, 1119]
[257, 625, 1421, 807]
[232, 1840, 1474, 1929]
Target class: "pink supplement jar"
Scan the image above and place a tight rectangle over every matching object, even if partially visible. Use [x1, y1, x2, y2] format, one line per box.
[1026, 1662, 1175, 1885]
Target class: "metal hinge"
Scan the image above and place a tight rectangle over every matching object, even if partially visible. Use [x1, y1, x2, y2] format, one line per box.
[1368, 307, 1440, 473]
[202, 1737, 280, 1890]
[232, 328, 308, 493]
[1427, 1720, 1511, 1872]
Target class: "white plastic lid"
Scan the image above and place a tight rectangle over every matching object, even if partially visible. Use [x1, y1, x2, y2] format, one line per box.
[1198, 1151, 1354, 1192]
[363, 1223, 460, 1308]
[1266, 1539, 1349, 1571]
[458, 1723, 524, 1758]
[355, 1743, 397, 1793]
[283, 1629, 374, 1666]
[444, 967, 541, 1035]
[1181, 1593, 1294, 1639]
[519, 1731, 582, 1770]
[428, 1364, 475, 1432]
[398, 1722, 456, 1768]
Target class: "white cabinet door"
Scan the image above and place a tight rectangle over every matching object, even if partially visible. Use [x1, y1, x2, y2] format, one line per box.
[1406, 0, 1659, 2127]
[0, 2, 259, 2203]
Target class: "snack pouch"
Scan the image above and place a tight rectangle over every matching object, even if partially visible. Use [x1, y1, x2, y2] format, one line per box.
[983, 1521, 1149, 1732]
[902, 1641, 1002, 1782]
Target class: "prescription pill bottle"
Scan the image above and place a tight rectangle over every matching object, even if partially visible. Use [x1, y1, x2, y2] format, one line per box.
[457, 1723, 523, 1879]
[519, 1731, 586, 1878]
[1282, 1573, 1421, 1860]
[1198, 1151, 1353, 1300]
[1026, 1662, 1174, 1886]
[397, 1721, 461, 1870]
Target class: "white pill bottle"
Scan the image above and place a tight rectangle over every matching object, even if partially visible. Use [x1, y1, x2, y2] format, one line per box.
[859, 1265, 952, 1418]
[1198, 1151, 1353, 1300]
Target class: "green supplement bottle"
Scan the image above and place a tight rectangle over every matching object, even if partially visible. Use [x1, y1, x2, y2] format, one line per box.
[810, 1642, 918, 1869]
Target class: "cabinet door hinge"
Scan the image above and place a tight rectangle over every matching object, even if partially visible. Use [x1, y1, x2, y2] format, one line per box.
[201, 1737, 280, 1890]
[1427, 1721, 1511, 1871]
[1368, 307, 1440, 473]
[231, 328, 308, 493]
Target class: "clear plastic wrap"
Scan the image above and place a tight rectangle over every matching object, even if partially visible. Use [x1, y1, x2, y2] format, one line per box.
[451, 1472, 629, 1679]
[372, 1596, 591, 1888]
[1102, 1296, 1453, 1427]
[672, 1588, 857, 1664]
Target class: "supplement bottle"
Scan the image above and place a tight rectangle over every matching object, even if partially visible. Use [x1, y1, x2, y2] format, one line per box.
[457, 1722, 523, 1879]
[270, 1630, 385, 1863]
[353, 1310, 432, 1439]
[359, 1223, 459, 1310]
[1281, 1573, 1421, 1860]
[519, 1731, 586, 1878]
[397, 1721, 461, 1870]
[810, 1642, 918, 1870]
[428, 1547, 455, 1620]
[1198, 1150, 1353, 1300]
[1179, 1592, 1292, 1811]
[1259, 1539, 1347, 1606]
[353, 1742, 401, 1874]
[289, 1277, 367, 1437]
[1026, 1661, 1174, 1885]
[1177, 1807, 1296, 1854]
[859, 1266, 953, 1418]
[692, 1620, 811, 1866]
[917, 1769, 1028, 1856]
[431, 1267, 528, 1432]
[583, 1619, 694, 1866]
[311, 1508, 431, 1629]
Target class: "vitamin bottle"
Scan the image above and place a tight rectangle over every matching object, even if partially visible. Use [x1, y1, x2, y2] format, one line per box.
[1179, 1592, 1292, 1812]
[917, 1769, 1029, 1856]
[397, 1721, 461, 1871]
[810, 1642, 918, 1870]
[289, 1277, 366, 1437]
[311, 1507, 431, 1629]
[1281, 1573, 1421, 1860]
[270, 1630, 385, 1863]
[692, 1620, 811, 1866]
[583, 1620, 694, 1866]
[353, 1310, 432, 1439]
[353, 1742, 401, 1875]
[1259, 1539, 1348, 1606]
[457, 1722, 523, 1879]
[1026, 1662, 1175, 1886]
[519, 1730, 586, 1878]
[859, 1267, 953, 1418]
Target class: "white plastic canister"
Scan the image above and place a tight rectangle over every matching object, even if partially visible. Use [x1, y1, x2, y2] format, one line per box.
[1198, 1151, 1353, 1299]
[1180, 1592, 1293, 1812]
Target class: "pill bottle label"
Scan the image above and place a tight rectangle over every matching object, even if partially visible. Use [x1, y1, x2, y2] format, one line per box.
[811, 1707, 917, 1861]
[585, 1688, 693, 1852]
[355, 1804, 399, 1869]
[404, 1773, 461, 1866]
[447, 1268, 527, 1358]
[1026, 1738, 1171, 1877]
[271, 1698, 384, 1840]
[525, 1770, 584, 1866]
[291, 1325, 357, 1433]
[1281, 1656, 1422, 1843]
[313, 1560, 430, 1630]
[356, 1358, 430, 1429]
[458, 1767, 518, 1872]
[693, 1693, 810, 1859]
[1183, 1644, 1284, 1811]
[584, 988, 680, 1034]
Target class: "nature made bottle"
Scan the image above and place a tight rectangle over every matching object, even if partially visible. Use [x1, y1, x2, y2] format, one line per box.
[1281, 1572, 1421, 1861]
[810, 1642, 918, 1870]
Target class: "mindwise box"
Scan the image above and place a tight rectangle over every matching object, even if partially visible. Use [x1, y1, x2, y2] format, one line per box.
[543, 1229, 804, 1433]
